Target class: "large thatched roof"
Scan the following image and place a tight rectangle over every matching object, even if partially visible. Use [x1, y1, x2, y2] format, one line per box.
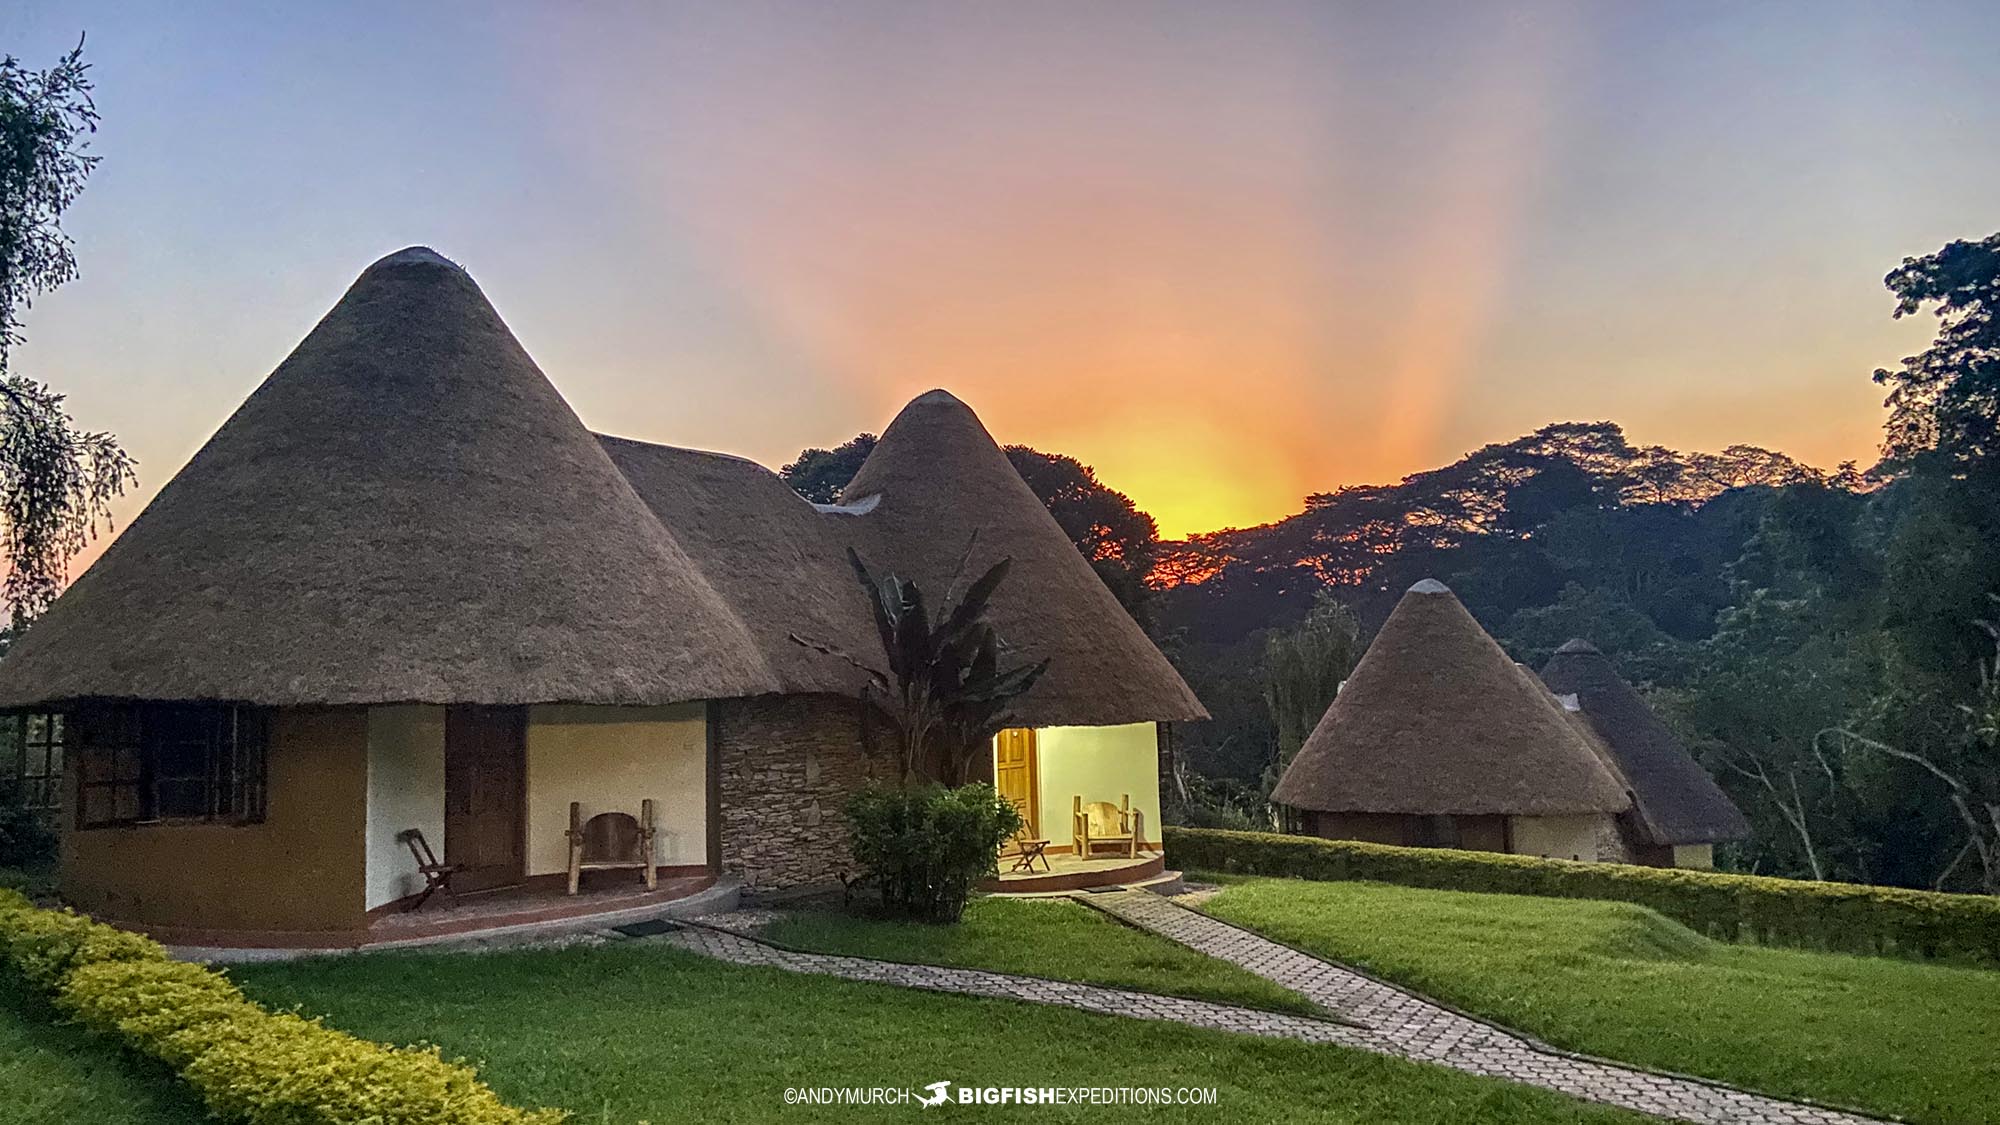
[0, 251, 1201, 728]
[0, 248, 780, 708]
[1539, 639, 1749, 845]
[1271, 579, 1629, 816]
[597, 436, 880, 696]
[840, 390, 1207, 727]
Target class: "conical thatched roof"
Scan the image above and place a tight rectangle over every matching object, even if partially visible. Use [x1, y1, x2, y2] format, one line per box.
[840, 390, 1206, 727]
[598, 436, 881, 696]
[1539, 639, 1749, 845]
[0, 248, 779, 708]
[1271, 580, 1628, 816]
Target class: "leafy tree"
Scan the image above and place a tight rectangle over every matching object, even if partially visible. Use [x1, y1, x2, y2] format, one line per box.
[779, 432, 877, 504]
[1668, 587, 1872, 881]
[0, 40, 133, 625]
[1502, 582, 1672, 670]
[1260, 590, 1361, 822]
[1824, 604, 2000, 894]
[1874, 232, 2000, 474]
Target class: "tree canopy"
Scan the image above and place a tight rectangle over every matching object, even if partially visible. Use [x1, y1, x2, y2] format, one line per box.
[0, 39, 132, 625]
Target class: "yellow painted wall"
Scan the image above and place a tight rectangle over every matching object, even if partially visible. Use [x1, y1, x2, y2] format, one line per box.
[363, 706, 446, 910]
[524, 703, 707, 875]
[1509, 814, 1608, 861]
[1673, 843, 1715, 869]
[62, 707, 369, 933]
[1015, 722, 1160, 852]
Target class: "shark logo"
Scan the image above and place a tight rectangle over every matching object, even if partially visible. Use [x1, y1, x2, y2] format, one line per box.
[916, 1081, 952, 1108]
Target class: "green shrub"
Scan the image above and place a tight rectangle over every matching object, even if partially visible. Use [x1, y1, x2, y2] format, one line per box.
[847, 782, 1023, 922]
[0, 802, 57, 867]
[0, 900, 165, 991]
[1165, 826, 2000, 964]
[0, 893, 568, 1123]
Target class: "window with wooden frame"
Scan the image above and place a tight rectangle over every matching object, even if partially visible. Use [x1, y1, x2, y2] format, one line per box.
[1, 711, 65, 812]
[75, 704, 268, 829]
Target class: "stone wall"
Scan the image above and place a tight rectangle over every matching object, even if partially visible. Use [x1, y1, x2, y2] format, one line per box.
[714, 693, 884, 892]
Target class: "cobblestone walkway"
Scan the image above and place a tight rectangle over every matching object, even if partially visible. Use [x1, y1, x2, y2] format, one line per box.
[1078, 889, 1884, 1125]
[666, 914, 1375, 1046]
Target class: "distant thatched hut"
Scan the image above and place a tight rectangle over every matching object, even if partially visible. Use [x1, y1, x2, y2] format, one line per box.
[0, 248, 1203, 945]
[1271, 579, 1634, 861]
[1539, 639, 1748, 868]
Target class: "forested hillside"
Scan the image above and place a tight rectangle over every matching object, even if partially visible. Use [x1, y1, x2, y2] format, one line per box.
[787, 230, 2000, 895]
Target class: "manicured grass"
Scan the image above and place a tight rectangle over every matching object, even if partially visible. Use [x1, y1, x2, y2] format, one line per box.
[762, 896, 1321, 1016]
[1201, 877, 2000, 1125]
[0, 977, 207, 1125]
[236, 941, 1645, 1124]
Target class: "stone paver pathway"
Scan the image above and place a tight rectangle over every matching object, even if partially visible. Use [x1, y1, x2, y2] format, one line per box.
[667, 915, 1375, 1046]
[1078, 889, 1884, 1125]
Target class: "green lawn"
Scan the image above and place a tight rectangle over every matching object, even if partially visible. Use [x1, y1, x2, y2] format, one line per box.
[234, 940, 1646, 1124]
[0, 977, 206, 1125]
[1200, 877, 2000, 1125]
[761, 896, 1321, 1016]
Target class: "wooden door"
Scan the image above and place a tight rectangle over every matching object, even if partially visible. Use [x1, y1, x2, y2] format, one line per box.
[444, 706, 526, 893]
[993, 727, 1038, 839]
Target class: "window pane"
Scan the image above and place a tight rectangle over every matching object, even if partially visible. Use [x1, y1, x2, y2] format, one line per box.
[25, 714, 46, 743]
[154, 738, 208, 782]
[155, 778, 209, 819]
[83, 786, 117, 825]
[23, 744, 47, 778]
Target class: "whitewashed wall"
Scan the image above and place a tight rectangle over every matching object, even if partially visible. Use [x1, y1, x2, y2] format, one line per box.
[1509, 814, 1610, 862]
[363, 705, 447, 910]
[524, 703, 707, 876]
[1026, 722, 1160, 852]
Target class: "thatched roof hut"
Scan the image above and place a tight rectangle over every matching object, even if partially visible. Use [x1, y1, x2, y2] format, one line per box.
[0, 247, 780, 708]
[841, 390, 1207, 728]
[1271, 579, 1628, 816]
[1539, 639, 1748, 845]
[0, 250, 1205, 732]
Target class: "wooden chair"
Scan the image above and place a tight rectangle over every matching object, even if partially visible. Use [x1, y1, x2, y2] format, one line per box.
[1073, 794, 1142, 860]
[1008, 828, 1051, 873]
[397, 828, 461, 912]
[565, 799, 658, 895]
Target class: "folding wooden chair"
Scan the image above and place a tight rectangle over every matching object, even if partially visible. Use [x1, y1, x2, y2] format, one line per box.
[1008, 828, 1051, 873]
[397, 828, 461, 912]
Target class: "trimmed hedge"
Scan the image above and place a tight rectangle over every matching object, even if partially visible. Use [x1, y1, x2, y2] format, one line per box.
[0, 889, 566, 1123]
[1164, 827, 2000, 964]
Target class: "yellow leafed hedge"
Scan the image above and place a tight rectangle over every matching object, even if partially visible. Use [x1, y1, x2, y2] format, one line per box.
[0, 889, 566, 1124]
[1164, 827, 2000, 964]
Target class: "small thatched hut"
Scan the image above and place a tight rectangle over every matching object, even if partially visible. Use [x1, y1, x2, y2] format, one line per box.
[1538, 639, 1748, 868]
[1271, 579, 1633, 860]
[0, 248, 1202, 945]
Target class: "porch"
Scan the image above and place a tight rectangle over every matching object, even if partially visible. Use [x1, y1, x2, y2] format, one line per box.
[984, 849, 1173, 895]
[167, 872, 739, 961]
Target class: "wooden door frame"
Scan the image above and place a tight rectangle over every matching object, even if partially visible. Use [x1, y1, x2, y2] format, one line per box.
[443, 705, 528, 892]
[995, 727, 1040, 839]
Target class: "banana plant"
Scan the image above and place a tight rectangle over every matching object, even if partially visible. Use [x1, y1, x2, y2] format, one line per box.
[846, 541, 1048, 785]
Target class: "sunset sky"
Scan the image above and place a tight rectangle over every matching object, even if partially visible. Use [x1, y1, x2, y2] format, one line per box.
[5, 1, 1998, 550]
